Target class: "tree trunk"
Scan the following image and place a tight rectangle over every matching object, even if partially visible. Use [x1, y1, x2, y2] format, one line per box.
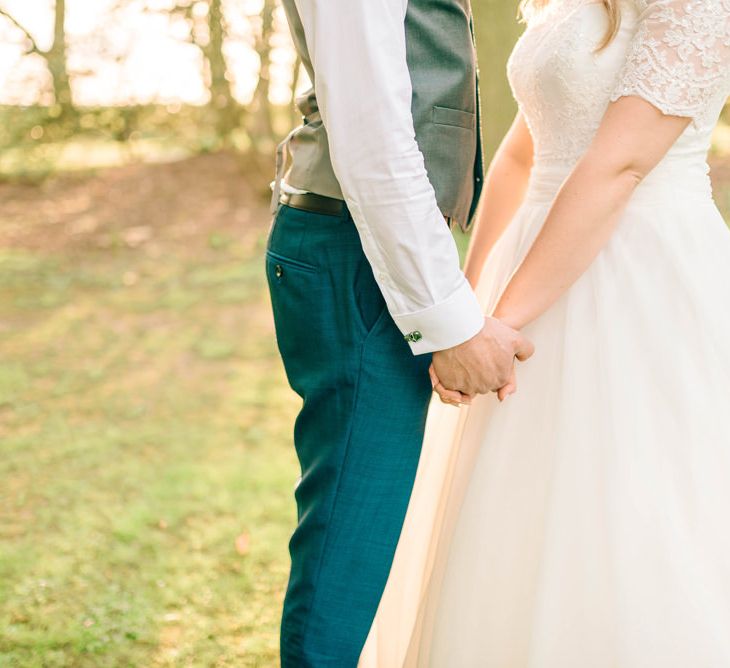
[0, 0, 75, 116]
[48, 0, 74, 117]
[472, 0, 523, 161]
[205, 0, 237, 139]
[249, 0, 276, 150]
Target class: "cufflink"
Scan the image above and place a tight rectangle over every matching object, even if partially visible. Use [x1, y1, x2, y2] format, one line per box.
[403, 331, 423, 343]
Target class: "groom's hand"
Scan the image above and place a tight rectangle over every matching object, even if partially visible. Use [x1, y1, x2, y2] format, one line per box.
[431, 317, 534, 397]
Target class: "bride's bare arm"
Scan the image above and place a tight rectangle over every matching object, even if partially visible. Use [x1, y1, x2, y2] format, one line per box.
[463, 111, 534, 288]
[492, 95, 691, 330]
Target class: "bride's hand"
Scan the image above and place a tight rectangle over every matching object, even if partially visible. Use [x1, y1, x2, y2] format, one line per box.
[496, 367, 517, 402]
[429, 364, 474, 407]
[430, 362, 518, 405]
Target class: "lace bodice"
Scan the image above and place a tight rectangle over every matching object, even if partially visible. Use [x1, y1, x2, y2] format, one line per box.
[507, 0, 730, 166]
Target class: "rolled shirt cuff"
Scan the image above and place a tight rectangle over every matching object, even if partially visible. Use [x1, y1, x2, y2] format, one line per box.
[391, 279, 485, 355]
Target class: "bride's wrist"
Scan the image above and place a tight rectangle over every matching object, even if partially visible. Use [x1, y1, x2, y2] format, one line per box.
[492, 305, 525, 331]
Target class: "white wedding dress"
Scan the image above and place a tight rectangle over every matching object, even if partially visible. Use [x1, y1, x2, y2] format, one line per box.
[358, 0, 730, 666]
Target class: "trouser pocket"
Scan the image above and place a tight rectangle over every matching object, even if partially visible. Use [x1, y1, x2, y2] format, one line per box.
[265, 247, 332, 397]
[350, 250, 388, 338]
[265, 205, 392, 392]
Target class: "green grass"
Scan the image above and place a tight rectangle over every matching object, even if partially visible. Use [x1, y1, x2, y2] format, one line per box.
[0, 225, 300, 666]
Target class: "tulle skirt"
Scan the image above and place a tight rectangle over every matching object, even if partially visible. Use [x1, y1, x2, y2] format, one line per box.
[359, 160, 730, 667]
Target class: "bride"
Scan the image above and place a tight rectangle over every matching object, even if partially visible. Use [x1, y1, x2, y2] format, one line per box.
[359, 0, 730, 665]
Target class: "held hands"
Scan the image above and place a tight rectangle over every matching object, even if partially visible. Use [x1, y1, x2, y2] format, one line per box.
[430, 317, 534, 406]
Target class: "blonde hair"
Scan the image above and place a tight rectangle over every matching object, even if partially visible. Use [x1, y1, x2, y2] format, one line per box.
[519, 0, 621, 49]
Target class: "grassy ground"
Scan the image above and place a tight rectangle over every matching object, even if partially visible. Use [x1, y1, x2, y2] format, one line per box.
[1, 150, 729, 667]
[0, 153, 299, 667]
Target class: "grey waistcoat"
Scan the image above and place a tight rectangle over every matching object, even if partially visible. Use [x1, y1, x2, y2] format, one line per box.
[277, 0, 484, 231]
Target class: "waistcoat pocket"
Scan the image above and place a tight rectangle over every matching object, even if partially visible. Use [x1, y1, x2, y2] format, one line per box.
[432, 105, 476, 130]
[417, 106, 477, 220]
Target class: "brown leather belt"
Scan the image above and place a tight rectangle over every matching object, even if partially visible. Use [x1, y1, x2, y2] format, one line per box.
[279, 190, 348, 217]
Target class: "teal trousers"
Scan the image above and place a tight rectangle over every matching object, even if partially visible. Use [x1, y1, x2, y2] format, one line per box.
[265, 204, 433, 667]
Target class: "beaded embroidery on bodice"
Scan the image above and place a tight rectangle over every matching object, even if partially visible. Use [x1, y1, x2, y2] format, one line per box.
[506, 0, 730, 167]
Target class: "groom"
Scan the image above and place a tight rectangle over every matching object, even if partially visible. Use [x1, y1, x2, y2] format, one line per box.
[267, 0, 533, 665]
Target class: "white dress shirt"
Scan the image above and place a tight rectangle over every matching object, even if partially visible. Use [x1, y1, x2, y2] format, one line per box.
[290, 0, 485, 354]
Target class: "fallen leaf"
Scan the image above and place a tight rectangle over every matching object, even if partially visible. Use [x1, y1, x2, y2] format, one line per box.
[235, 532, 250, 555]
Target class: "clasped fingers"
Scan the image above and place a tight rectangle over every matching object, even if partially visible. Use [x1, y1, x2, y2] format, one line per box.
[429, 365, 473, 407]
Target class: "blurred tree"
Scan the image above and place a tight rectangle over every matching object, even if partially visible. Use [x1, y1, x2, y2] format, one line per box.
[165, 0, 240, 143]
[472, 0, 523, 161]
[0, 0, 75, 120]
[206, 0, 239, 139]
[158, 0, 281, 149]
[247, 0, 277, 152]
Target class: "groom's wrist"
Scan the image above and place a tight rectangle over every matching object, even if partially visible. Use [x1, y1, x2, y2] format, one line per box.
[393, 280, 484, 355]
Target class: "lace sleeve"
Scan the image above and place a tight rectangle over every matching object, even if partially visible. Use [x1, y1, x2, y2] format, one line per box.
[611, 0, 730, 126]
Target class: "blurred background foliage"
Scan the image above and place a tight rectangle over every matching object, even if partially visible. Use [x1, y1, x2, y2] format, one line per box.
[0, 1, 728, 666]
[0, 0, 585, 179]
[0, 0, 298, 179]
[0, 0, 727, 178]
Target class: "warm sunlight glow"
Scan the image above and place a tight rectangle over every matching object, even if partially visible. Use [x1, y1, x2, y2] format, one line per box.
[0, 0, 300, 106]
